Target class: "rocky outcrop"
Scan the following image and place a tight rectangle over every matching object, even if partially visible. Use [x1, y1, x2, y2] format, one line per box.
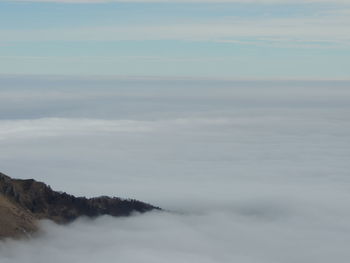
[0, 194, 38, 239]
[0, 172, 160, 239]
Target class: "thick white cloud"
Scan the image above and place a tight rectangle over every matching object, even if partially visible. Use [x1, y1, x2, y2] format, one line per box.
[0, 118, 155, 141]
[0, 78, 350, 262]
[1, 205, 350, 263]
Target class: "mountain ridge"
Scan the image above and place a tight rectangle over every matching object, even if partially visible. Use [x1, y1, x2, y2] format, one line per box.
[0, 172, 160, 239]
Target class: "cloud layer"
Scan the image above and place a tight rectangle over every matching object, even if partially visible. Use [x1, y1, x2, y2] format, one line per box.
[1, 205, 350, 263]
[0, 78, 350, 262]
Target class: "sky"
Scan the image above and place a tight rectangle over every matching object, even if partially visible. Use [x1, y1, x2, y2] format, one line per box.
[0, 77, 350, 262]
[0, 1, 350, 261]
[0, 0, 350, 78]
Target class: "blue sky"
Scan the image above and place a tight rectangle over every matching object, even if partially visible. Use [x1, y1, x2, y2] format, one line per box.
[0, 0, 349, 79]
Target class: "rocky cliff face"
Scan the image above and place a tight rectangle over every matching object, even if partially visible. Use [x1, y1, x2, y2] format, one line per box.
[0, 172, 160, 239]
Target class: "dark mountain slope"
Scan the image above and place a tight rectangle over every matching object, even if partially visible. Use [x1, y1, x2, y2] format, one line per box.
[0, 172, 160, 239]
[0, 194, 38, 239]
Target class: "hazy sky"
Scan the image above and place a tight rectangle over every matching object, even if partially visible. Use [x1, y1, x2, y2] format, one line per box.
[0, 1, 350, 260]
[1, 0, 350, 78]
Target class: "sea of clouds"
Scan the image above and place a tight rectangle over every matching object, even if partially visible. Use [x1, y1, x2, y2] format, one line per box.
[0, 76, 350, 262]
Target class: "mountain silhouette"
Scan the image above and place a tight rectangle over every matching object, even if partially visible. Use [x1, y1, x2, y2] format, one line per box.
[0, 172, 160, 239]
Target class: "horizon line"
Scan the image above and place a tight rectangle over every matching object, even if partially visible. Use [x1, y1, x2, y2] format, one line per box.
[1, 74, 350, 82]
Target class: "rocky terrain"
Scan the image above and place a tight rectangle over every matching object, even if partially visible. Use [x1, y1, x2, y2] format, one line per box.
[0, 172, 160, 239]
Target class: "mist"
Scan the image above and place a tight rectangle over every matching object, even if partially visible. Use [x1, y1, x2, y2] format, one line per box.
[0, 76, 350, 262]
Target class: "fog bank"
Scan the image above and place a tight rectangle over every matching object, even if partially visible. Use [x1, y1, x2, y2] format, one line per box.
[0, 77, 350, 262]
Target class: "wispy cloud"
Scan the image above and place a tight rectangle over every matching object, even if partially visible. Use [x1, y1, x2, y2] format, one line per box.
[1, 0, 349, 77]
[1, 15, 349, 47]
[9, 0, 350, 3]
